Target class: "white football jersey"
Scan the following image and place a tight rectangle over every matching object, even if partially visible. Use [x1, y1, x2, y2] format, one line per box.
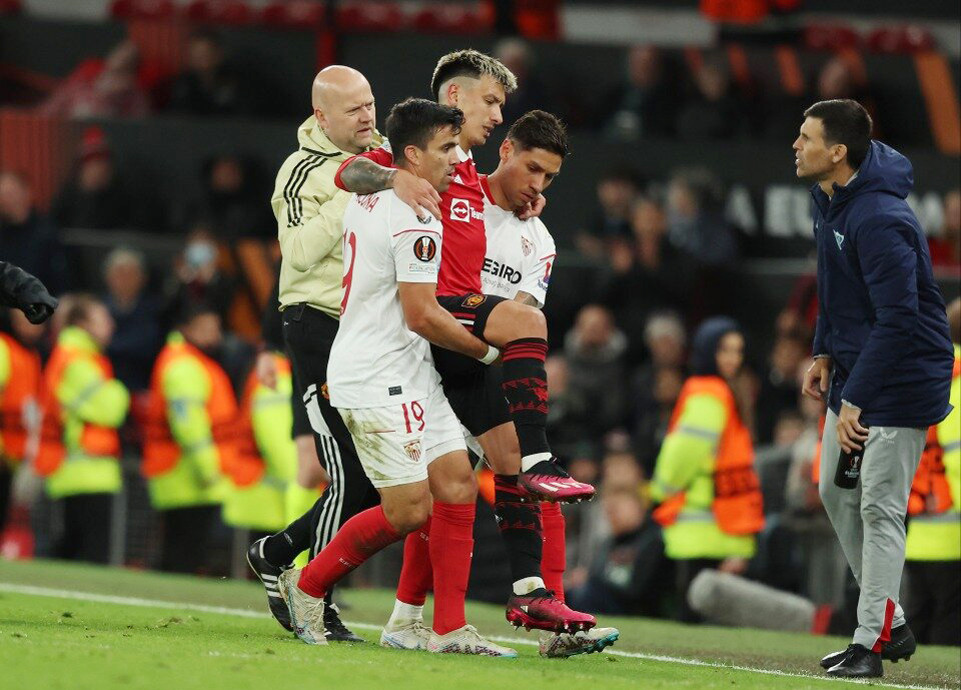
[479, 176, 556, 307]
[328, 190, 443, 409]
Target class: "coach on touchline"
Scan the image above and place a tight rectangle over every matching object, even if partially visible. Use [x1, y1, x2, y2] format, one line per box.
[796, 98, 953, 679]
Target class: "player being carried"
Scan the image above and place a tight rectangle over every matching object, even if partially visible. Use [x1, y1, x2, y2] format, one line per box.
[335, 49, 593, 505]
[278, 98, 515, 657]
[380, 110, 619, 657]
[336, 53, 601, 648]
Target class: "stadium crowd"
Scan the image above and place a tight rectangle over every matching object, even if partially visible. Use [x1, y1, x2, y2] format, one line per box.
[0, 7, 959, 656]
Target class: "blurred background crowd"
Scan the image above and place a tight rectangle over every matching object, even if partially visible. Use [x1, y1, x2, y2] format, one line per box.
[0, 0, 958, 642]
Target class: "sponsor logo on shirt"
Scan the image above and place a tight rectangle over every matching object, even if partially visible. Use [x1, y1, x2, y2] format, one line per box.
[388, 386, 402, 396]
[414, 236, 437, 262]
[407, 262, 436, 275]
[482, 257, 522, 284]
[450, 198, 484, 222]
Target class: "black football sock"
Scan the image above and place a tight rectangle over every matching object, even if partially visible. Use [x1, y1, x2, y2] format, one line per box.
[500, 338, 551, 458]
[494, 474, 544, 583]
[262, 499, 321, 566]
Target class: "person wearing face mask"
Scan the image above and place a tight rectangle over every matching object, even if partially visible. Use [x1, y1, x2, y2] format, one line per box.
[34, 295, 130, 564]
[649, 317, 764, 623]
[142, 302, 239, 574]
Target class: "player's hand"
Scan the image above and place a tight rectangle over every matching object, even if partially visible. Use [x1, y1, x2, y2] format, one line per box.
[837, 402, 869, 453]
[392, 169, 442, 220]
[719, 556, 749, 575]
[255, 350, 278, 390]
[802, 357, 831, 401]
[517, 193, 546, 220]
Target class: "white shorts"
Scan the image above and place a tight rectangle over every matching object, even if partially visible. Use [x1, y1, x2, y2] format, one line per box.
[338, 381, 467, 489]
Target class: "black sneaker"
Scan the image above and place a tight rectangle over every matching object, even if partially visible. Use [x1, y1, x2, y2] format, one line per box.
[820, 623, 916, 669]
[324, 603, 365, 643]
[246, 537, 292, 632]
[825, 644, 882, 678]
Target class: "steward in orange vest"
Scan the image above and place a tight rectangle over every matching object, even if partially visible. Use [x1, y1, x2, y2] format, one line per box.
[142, 304, 241, 573]
[0, 309, 44, 538]
[35, 296, 129, 563]
[651, 317, 763, 621]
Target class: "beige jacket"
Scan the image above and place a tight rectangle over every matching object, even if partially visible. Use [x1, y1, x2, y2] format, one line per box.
[272, 116, 383, 318]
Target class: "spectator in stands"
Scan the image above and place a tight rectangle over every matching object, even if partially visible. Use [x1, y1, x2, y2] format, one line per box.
[0, 171, 67, 295]
[563, 304, 629, 441]
[567, 487, 670, 618]
[604, 44, 678, 140]
[493, 38, 547, 128]
[630, 312, 687, 475]
[102, 248, 161, 392]
[598, 194, 692, 359]
[163, 225, 236, 328]
[181, 154, 274, 240]
[676, 57, 743, 141]
[666, 168, 738, 267]
[928, 189, 960, 270]
[53, 126, 136, 232]
[41, 40, 150, 119]
[544, 354, 589, 462]
[575, 167, 639, 259]
[755, 327, 809, 445]
[169, 29, 249, 117]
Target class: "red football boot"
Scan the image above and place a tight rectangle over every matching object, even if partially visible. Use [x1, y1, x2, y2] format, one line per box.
[517, 458, 595, 503]
[505, 590, 596, 633]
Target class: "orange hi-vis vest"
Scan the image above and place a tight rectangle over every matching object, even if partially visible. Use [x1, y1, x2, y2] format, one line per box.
[0, 333, 41, 464]
[35, 341, 120, 477]
[224, 359, 293, 488]
[654, 376, 764, 535]
[141, 339, 241, 479]
[908, 357, 960, 517]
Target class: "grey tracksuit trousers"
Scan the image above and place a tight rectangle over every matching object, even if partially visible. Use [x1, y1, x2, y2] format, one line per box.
[818, 408, 927, 650]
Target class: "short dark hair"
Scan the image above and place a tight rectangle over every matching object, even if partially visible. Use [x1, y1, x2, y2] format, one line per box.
[431, 49, 517, 101]
[385, 98, 465, 161]
[803, 99, 873, 169]
[176, 301, 220, 328]
[507, 110, 569, 158]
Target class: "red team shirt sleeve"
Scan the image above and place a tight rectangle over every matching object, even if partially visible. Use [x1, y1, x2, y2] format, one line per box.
[334, 147, 396, 191]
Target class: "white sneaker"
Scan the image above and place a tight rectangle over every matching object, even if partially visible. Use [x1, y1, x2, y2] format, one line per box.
[380, 618, 432, 651]
[276, 568, 327, 645]
[539, 626, 620, 658]
[427, 625, 518, 657]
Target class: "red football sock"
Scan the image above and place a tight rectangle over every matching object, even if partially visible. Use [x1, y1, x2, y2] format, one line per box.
[396, 514, 433, 606]
[540, 501, 566, 602]
[430, 502, 475, 635]
[298, 505, 401, 598]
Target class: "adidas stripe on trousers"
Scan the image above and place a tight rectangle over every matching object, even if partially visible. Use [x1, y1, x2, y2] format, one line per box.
[818, 408, 926, 650]
[283, 303, 380, 560]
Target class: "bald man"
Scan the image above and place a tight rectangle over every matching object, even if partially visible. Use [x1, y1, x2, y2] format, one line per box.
[246, 66, 384, 643]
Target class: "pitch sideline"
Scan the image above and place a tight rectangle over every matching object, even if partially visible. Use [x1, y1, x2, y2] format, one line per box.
[0, 582, 951, 690]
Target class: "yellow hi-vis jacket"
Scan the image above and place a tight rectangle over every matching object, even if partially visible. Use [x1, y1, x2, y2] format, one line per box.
[222, 354, 297, 532]
[906, 345, 961, 561]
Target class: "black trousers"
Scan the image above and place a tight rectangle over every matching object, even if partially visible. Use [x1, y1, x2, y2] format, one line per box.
[56, 493, 112, 564]
[283, 303, 380, 559]
[0, 463, 11, 533]
[905, 559, 961, 646]
[159, 504, 219, 574]
[674, 558, 722, 623]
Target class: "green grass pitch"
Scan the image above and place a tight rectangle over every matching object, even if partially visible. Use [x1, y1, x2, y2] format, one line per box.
[0, 559, 958, 690]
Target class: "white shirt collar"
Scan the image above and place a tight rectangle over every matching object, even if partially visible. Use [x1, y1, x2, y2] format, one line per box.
[455, 146, 471, 163]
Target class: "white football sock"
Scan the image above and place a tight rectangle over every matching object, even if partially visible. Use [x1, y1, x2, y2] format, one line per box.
[513, 576, 546, 595]
[520, 453, 552, 473]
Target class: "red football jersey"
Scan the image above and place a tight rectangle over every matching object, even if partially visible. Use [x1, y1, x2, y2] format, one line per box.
[336, 146, 485, 296]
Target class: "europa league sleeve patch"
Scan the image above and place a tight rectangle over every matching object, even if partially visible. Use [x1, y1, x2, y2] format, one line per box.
[413, 236, 437, 262]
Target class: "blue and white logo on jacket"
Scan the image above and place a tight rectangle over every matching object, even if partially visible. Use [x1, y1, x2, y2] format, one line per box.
[834, 230, 845, 251]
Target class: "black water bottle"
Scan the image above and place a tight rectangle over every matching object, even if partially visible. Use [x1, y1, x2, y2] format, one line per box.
[834, 440, 867, 490]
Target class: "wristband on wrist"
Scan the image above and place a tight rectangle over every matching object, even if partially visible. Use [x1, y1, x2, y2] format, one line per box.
[478, 345, 500, 365]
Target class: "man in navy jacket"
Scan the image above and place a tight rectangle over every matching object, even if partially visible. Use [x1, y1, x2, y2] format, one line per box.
[796, 99, 953, 679]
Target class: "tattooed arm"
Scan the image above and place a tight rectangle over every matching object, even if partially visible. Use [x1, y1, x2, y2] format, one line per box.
[339, 157, 442, 220]
[514, 291, 540, 308]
